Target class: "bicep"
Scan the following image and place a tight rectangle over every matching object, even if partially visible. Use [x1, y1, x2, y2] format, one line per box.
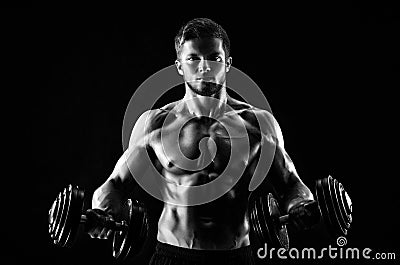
[110, 109, 156, 190]
[114, 144, 152, 187]
[269, 144, 301, 194]
[255, 110, 313, 209]
[253, 110, 301, 194]
[92, 145, 152, 210]
[251, 134, 300, 196]
[92, 110, 155, 208]
[113, 145, 150, 179]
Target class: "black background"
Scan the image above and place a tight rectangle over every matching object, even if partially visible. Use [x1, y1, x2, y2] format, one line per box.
[6, 3, 399, 265]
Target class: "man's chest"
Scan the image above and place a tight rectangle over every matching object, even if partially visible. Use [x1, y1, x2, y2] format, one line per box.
[149, 114, 262, 174]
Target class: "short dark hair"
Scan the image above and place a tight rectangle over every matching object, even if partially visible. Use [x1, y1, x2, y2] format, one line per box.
[174, 18, 231, 59]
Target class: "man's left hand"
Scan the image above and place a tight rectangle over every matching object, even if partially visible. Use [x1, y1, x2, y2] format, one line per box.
[288, 200, 320, 230]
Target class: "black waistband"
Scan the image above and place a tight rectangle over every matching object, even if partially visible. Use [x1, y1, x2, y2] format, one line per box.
[154, 241, 254, 262]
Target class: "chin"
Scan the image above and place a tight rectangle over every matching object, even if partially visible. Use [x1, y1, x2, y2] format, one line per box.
[188, 81, 223, 97]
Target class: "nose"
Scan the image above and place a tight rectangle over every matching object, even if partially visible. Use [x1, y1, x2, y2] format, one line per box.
[198, 59, 211, 73]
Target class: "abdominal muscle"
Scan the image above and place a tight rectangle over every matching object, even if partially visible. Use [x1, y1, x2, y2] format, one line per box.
[156, 171, 251, 250]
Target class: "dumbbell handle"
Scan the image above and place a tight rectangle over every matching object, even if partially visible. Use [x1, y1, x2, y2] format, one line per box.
[80, 211, 129, 231]
[278, 200, 318, 224]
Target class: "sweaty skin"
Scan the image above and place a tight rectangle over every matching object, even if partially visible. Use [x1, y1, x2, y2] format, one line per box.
[91, 37, 313, 249]
[92, 97, 312, 249]
[150, 98, 260, 249]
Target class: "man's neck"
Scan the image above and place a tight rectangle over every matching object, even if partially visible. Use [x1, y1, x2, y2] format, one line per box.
[181, 83, 228, 118]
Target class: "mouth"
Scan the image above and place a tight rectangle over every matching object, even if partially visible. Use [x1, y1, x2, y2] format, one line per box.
[195, 78, 215, 82]
[200, 216, 214, 221]
[199, 216, 216, 225]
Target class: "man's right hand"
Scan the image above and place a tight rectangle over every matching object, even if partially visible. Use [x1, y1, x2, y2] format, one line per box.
[85, 209, 115, 239]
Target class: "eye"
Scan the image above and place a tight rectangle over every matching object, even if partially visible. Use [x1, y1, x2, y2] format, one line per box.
[214, 56, 223, 62]
[187, 56, 200, 62]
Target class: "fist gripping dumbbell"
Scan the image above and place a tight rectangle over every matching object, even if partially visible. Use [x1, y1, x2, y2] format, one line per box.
[250, 176, 353, 250]
[48, 184, 148, 262]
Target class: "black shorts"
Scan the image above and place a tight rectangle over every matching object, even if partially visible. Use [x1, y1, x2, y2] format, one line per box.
[149, 241, 256, 265]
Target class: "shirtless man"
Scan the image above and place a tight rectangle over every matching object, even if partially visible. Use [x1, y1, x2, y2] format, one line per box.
[88, 18, 316, 265]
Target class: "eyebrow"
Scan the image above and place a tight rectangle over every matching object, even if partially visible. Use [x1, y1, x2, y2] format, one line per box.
[208, 52, 223, 57]
[186, 53, 199, 57]
[185, 52, 222, 57]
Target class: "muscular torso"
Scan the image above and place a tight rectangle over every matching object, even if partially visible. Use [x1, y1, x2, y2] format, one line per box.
[146, 99, 265, 249]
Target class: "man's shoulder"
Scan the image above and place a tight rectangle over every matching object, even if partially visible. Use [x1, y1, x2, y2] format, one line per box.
[141, 101, 180, 132]
[227, 97, 274, 124]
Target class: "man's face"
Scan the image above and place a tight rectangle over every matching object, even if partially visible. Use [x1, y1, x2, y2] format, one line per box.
[176, 38, 232, 97]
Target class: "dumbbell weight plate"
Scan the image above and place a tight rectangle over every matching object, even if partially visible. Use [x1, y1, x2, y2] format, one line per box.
[65, 185, 85, 247]
[267, 193, 290, 250]
[53, 185, 71, 245]
[316, 176, 353, 238]
[249, 198, 264, 246]
[325, 177, 346, 235]
[332, 178, 351, 234]
[342, 187, 352, 217]
[249, 193, 289, 250]
[336, 180, 352, 225]
[48, 185, 85, 247]
[317, 177, 340, 237]
[49, 192, 61, 237]
[113, 199, 148, 262]
[252, 195, 270, 245]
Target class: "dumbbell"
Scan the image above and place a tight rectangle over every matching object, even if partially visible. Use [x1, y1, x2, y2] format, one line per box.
[48, 184, 148, 262]
[250, 176, 353, 250]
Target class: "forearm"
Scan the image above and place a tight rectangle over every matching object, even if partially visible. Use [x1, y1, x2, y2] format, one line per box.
[92, 177, 126, 217]
[92, 148, 141, 213]
[91, 110, 154, 218]
[269, 144, 314, 213]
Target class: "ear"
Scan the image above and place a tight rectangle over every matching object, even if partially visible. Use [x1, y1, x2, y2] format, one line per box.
[225, 57, 232, 72]
[175, 59, 184, 76]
